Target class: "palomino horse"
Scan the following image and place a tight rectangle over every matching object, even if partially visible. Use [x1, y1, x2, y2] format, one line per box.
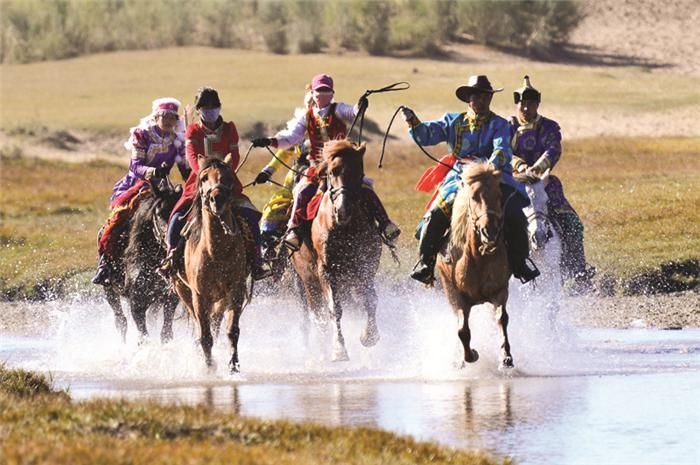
[291, 140, 382, 361]
[436, 162, 514, 369]
[517, 171, 562, 328]
[174, 155, 249, 373]
[102, 180, 181, 343]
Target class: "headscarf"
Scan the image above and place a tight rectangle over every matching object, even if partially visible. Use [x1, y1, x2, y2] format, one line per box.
[124, 97, 185, 151]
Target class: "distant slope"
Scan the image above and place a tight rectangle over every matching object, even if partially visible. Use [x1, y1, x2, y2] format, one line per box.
[570, 0, 700, 76]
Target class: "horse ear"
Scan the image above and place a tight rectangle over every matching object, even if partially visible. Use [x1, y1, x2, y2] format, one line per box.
[197, 153, 207, 169]
[492, 169, 501, 178]
[224, 152, 233, 165]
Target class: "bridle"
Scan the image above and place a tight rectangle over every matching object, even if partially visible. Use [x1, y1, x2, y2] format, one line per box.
[198, 164, 236, 236]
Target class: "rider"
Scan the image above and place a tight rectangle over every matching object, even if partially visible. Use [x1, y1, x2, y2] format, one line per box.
[402, 75, 540, 285]
[509, 75, 594, 291]
[251, 73, 400, 251]
[161, 86, 271, 280]
[92, 97, 189, 286]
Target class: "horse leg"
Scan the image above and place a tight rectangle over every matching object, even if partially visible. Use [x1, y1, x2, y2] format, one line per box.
[324, 280, 349, 362]
[359, 284, 379, 347]
[192, 295, 215, 371]
[494, 299, 514, 369]
[225, 303, 243, 374]
[458, 304, 479, 365]
[105, 286, 127, 342]
[129, 299, 149, 345]
[160, 293, 178, 344]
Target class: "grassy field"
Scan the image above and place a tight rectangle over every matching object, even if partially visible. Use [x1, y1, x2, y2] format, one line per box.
[1, 136, 698, 298]
[2, 47, 699, 136]
[0, 365, 504, 465]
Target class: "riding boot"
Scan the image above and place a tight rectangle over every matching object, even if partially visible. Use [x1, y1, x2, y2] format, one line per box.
[554, 209, 593, 293]
[502, 184, 540, 283]
[410, 208, 450, 284]
[91, 254, 112, 285]
[261, 230, 282, 261]
[159, 239, 184, 278]
[362, 186, 401, 242]
[239, 208, 272, 280]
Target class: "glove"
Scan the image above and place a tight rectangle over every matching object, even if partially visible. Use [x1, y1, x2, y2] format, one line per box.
[251, 137, 273, 148]
[153, 166, 168, 179]
[357, 95, 369, 112]
[401, 106, 416, 122]
[254, 171, 271, 185]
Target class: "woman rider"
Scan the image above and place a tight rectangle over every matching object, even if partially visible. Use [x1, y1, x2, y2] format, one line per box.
[251, 73, 400, 251]
[162, 87, 271, 280]
[92, 97, 189, 285]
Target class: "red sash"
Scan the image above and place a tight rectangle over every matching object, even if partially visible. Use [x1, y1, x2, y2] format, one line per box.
[414, 154, 457, 193]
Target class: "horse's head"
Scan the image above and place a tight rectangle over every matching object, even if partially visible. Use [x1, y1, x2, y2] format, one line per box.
[321, 140, 366, 226]
[197, 154, 234, 217]
[462, 163, 503, 255]
[150, 178, 182, 221]
[517, 171, 552, 251]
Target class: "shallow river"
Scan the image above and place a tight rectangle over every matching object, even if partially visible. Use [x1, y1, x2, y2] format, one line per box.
[1, 284, 698, 465]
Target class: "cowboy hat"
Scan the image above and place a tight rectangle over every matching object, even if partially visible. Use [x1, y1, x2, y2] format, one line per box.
[455, 75, 503, 102]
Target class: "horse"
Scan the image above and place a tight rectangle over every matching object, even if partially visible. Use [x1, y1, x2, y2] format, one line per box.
[436, 162, 514, 369]
[517, 171, 563, 328]
[173, 154, 249, 373]
[102, 179, 182, 344]
[291, 140, 382, 361]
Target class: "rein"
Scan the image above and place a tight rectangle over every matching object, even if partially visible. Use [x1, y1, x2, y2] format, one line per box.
[378, 105, 461, 175]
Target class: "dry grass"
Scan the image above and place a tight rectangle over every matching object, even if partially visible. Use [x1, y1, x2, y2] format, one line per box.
[1, 136, 698, 297]
[0, 365, 504, 465]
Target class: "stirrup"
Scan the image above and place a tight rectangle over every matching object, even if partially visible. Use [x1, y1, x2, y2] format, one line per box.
[410, 259, 435, 285]
[283, 230, 301, 252]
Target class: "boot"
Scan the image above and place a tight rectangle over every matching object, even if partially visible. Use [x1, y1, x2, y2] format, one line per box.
[159, 240, 184, 278]
[91, 254, 112, 285]
[252, 253, 273, 281]
[410, 209, 450, 284]
[512, 258, 541, 284]
[382, 221, 401, 243]
[261, 230, 282, 261]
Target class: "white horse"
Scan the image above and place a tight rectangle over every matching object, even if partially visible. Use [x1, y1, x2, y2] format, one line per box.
[518, 171, 563, 329]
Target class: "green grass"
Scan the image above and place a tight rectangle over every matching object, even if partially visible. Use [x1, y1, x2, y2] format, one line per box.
[1, 47, 699, 135]
[1, 136, 698, 298]
[0, 365, 504, 465]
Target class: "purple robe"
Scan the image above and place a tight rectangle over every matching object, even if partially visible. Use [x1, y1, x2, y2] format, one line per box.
[509, 115, 574, 213]
[111, 125, 187, 203]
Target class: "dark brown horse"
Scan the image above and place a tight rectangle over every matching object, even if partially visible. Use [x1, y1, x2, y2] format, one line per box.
[102, 180, 181, 344]
[437, 162, 514, 369]
[173, 154, 249, 373]
[291, 140, 382, 361]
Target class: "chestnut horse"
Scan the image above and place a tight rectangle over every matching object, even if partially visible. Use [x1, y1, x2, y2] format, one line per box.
[291, 140, 381, 361]
[437, 162, 514, 369]
[173, 155, 249, 373]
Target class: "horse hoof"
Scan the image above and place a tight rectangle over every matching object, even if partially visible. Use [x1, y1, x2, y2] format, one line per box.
[499, 356, 514, 370]
[229, 362, 240, 374]
[360, 330, 380, 347]
[465, 349, 479, 364]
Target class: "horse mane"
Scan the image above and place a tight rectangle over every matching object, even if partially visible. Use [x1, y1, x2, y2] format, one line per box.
[316, 139, 366, 178]
[124, 191, 166, 271]
[450, 162, 500, 249]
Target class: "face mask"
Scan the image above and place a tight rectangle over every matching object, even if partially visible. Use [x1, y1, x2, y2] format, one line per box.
[199, 108, 221, 123]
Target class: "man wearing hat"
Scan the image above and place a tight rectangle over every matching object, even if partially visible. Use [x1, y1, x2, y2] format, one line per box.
[401, 75, 539, 285]
[509, 75, 593, 291]
[252, 73, 400, 251]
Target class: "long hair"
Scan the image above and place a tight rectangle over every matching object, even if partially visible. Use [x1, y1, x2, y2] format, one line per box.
[450, 162, 500, 249]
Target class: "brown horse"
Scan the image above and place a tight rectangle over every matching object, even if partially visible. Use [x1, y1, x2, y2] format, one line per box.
[174, 154, 249, 373]
[291, 140, 382, 361]
[437, 162, 514, 369]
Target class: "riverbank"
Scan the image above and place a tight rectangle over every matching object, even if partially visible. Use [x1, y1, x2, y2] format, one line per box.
[0, 365, 504, 465]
